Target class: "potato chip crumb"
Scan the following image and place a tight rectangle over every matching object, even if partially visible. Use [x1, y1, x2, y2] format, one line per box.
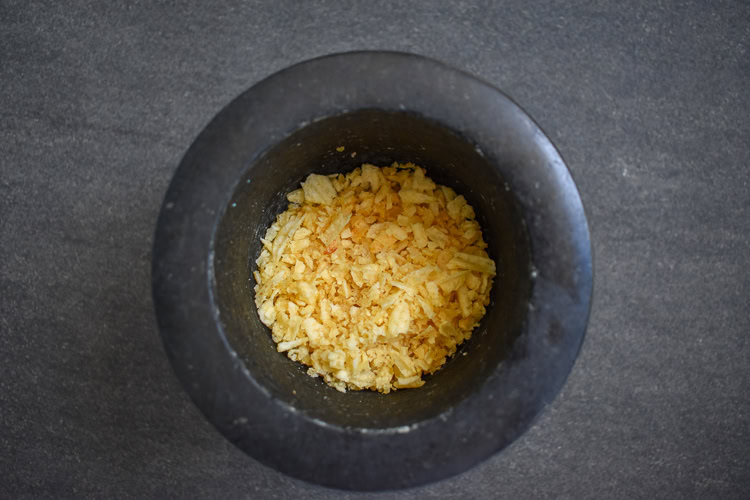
[254, 163, 494, 393]
[301, 174, 337, 205]
[336, 146, 345, 152]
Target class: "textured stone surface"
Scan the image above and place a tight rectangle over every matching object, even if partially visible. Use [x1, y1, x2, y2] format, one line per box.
[1, 0, 748, 498]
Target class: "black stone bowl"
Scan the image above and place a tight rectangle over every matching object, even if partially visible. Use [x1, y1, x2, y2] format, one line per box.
[152, 51, 592, 491]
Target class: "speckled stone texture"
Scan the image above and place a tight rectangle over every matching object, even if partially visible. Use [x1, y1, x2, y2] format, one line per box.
[1, 0, 748, 498]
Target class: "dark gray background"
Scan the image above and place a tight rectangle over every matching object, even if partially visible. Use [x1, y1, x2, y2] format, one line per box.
[2, 0, 748, 498]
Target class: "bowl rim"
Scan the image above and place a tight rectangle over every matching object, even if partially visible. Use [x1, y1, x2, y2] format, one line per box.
[152, 50, 593, 491]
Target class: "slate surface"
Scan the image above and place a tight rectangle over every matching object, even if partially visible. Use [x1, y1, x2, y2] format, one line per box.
[1, 1, 748, 498]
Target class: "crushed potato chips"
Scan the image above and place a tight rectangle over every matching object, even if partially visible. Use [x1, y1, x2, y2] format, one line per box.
[254, 163, 495, 393]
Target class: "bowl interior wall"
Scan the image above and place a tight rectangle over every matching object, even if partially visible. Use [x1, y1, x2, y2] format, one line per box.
[212, 110, 532, 429]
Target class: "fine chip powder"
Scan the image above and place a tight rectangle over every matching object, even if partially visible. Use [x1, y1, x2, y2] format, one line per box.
[253, 162, 496, 393]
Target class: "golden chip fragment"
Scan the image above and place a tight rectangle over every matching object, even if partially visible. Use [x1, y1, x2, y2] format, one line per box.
[398, 189, 434, 205]
[254, 163, 495, 393]
[447, 252, 497, 275]
[286, 188, 305, 204]
[387, 302, 411, 337]
[301, 173, 337, 205]
[319, 211, 352, 249]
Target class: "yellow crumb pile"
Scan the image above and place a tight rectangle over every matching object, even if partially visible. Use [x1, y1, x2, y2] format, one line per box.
[253, 163, 495, 393]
